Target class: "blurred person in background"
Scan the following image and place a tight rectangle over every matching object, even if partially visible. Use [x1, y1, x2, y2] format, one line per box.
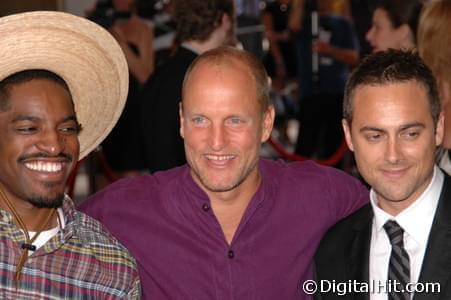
[418, 0, 451, 174]
[90, 0, 155, 177]
[262, 0, 297, 84]
[366, 0, 422, 53]
[262, 0, 299, 146]
[235, 0, 264, 58]
[289, 0, 359, 163]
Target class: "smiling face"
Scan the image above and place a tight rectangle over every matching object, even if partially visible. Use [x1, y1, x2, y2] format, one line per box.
[0, 78, 80, 208]
[343, 81, 443, 215]
[180, 59, 274, 196]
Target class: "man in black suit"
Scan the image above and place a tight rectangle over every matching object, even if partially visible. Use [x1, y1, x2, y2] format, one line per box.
[314, 49, 450, 299]
[140, 0, 236, 173]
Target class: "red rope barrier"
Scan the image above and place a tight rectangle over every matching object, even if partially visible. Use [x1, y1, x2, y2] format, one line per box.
[267, 136, 349, 166]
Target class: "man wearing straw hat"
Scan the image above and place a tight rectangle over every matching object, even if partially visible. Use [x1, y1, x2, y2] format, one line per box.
[0, 11, 140, 298]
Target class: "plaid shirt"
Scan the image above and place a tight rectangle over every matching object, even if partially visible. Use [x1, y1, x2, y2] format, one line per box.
[0, 196, 140, 299]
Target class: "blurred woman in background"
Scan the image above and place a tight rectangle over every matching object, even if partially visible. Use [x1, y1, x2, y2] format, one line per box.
[95, 0, 155, 177]
[418, 0, 451, 173]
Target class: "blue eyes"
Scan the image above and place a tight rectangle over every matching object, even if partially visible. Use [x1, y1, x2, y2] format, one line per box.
[192, 116, 207, 124]
[229, 117, 243, 125]
[190, 117, 245, 126]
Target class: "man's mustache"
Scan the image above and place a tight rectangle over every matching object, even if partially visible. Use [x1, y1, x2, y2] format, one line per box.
[18, 152, 73, 162]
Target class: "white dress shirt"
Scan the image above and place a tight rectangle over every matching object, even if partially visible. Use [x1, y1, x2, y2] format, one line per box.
[369, 166, 444, 300]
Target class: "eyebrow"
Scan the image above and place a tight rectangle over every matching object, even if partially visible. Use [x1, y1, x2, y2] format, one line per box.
[11, 114, 78, 123]
[12, 115, 40, 123]
[359, 122, 425, 133]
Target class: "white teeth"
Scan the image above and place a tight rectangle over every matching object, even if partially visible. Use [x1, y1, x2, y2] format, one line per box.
[205, 155, 234, 161]
[24, 161, 63, 172]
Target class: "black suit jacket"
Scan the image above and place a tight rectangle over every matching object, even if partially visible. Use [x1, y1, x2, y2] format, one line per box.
[315, 174, 451, 300]
[140, 46, 198, 172]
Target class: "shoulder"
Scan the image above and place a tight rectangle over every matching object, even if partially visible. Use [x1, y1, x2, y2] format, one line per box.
[166, 47, 197, 69]
[316, 204, 372, 255]
[261, 159, 362, 186]
[71, 210, 139, 273]
[80, 166, 187, 212]
[149, 47, 196, 85]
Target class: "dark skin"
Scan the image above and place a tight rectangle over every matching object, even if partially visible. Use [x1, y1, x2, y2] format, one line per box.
[0, 79, 80, 231]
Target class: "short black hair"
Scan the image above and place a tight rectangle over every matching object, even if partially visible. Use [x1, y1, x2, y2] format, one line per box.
[343, 49, 441, 126]
[0, 69, 71, 111]
[376, 0, 423, 44]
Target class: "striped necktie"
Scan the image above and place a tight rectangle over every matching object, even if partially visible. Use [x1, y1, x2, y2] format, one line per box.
[383, 220, 411, 300]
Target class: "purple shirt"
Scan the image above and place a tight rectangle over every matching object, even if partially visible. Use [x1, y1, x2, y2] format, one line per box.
[80, 159, 368, 299]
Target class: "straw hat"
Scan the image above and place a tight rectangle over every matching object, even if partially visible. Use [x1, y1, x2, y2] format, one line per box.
[0, 11, 128, 160]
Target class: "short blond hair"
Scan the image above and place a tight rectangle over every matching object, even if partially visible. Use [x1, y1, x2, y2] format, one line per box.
[182, 46, 270, 113]
[418, 0, 451, 94]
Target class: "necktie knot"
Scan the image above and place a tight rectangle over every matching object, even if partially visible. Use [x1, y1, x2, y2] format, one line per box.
[383, 220, 404, 247]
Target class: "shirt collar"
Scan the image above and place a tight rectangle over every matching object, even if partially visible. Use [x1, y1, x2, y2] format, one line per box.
[371, 166, 444, 246]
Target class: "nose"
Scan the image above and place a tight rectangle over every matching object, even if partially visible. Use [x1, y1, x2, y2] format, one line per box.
[36, 129, 65, 156]
[208, 124, 228, 151]
[384, 137, 402, 165]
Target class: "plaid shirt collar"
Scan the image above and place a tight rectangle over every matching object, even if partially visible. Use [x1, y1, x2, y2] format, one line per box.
[0, 195, 82, 255]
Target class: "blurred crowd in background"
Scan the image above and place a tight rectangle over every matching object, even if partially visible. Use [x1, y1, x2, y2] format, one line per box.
[10, 0, 434, 197]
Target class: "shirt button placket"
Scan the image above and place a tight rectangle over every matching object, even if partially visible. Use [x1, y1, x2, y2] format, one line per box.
[228, 249, 234, 259]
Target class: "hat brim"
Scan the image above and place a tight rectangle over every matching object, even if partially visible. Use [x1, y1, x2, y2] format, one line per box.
[0, 11, 128, 160]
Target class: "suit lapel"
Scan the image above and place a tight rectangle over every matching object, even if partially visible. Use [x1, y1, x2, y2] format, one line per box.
[346, 205, 373, 300]
[414, 175, 451, 300]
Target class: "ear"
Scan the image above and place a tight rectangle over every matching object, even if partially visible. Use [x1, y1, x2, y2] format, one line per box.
[342, 119, 355, 152]
[261, 105, 275, 143]
[179, 102, 185, 139]
[435, 111, 445, 146]
[397, 24, 414, 48]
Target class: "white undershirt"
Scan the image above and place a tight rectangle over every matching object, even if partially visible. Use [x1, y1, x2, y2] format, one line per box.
[369, 166, 443, 300]
[25, 208, 65, 254]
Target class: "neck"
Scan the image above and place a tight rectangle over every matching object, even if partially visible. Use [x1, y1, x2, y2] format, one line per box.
[14, 207, 58, 231]
[183, 26, 230, 54]
[399, 37, 415, 51]
[207, 171, 261, 244]
[0, 189, 58, 231]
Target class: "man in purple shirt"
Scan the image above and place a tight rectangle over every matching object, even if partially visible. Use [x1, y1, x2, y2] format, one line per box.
[80, 46, 368, 299]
